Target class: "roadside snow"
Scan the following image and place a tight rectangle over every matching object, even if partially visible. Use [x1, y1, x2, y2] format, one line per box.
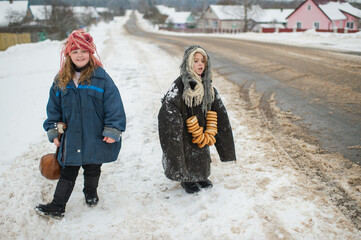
[0, 11, 360, 239]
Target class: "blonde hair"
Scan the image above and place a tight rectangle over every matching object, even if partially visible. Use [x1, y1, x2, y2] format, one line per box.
[56, 55, 96, 90]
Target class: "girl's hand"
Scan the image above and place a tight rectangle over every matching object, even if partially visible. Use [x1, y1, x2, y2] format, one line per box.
[103, 136, 115, 143]
[53, 138, 60, 147]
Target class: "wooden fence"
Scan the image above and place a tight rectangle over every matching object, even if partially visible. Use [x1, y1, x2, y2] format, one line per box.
[0, 33, 31, 51]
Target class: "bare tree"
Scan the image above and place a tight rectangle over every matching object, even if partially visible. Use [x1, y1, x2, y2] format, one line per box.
[48, 2, 77, 38]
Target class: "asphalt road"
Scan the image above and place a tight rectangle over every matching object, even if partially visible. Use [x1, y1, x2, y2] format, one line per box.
[124, 12, 361, 165]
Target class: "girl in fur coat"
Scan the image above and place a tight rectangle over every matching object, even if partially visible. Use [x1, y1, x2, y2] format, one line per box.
[35, 29, 126, 219]
[158, 45, 236, 194]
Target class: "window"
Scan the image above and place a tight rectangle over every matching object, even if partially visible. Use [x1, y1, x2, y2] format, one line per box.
[346, 22, 354, 29]
[308, 5, 311, 11]
[213, 20, 218, 29]
[314, 22, 320, 29]
[296, 22, 302, 29]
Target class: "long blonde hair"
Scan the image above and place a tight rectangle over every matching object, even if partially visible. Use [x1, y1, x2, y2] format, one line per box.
[56, 55, 96, 90]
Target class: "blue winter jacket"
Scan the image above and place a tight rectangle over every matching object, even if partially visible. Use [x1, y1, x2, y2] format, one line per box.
[43, 67, 126, 167]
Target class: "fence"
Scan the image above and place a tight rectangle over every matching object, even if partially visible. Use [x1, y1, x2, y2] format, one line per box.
[159, 26, 359, 34]
[261, 28, 359, 33]
[0, 32, 31, 51]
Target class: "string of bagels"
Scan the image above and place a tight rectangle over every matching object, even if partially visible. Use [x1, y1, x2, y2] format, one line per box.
[186, 111, 218, 148]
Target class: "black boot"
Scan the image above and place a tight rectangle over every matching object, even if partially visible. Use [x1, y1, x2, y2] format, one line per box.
[35, 179, 74, 219]
[198, 179, 213, 189]
[83, 175, 100, 207]
[35, 201, 65, 219]
[181, 182, 201, 194]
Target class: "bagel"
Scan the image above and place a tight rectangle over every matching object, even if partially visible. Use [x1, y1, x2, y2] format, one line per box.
[208, 134, 216, 145]
[198, 133, 209, 148]
[186, 116, 198, 124]
[206, 126, 217, 132]
[206, 116, 217, 122]
[192, 133, 204, 144]
[206, 111, 217, 116]
[187, 120, 198, 127]
[206, 123, 217, 128]
[192, 127, 203, 137]
[207, 137, 214, 146]
[205, 129, 216, 136]
[187, 124, 199, 133]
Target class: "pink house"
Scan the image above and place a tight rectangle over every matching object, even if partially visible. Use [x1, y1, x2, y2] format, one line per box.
[287, 0, 361, 31]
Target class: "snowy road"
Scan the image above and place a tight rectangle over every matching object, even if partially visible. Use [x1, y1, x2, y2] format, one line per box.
[1, 13, 361, 239]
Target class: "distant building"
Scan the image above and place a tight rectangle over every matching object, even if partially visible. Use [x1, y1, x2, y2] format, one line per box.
[253, 8, 294, 31]
[0, 1, 32, 27]
[165, 11, 196, 29]
[29, 5, 52, 22]
[202, 5, 262, 32]
[286, 0, 361, 30]
[155, 5, 176, 16]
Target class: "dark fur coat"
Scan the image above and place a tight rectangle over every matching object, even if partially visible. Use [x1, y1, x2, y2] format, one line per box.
[158, 77, 236, 182]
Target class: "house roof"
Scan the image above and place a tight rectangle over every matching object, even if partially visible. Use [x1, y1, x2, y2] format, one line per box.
[95, 7, 111, 14]
[320, 2, 361, 20]
[72, 6, 100, 19]
[155, 5, 176, 16]
[257, 9, 294, 23]
[29, 5, 52, 21]
[0, 1, 29, 26]
[209, 5, 244, 20]
[287, 0, 361, 20]
[208, 5, 263, 21]
[166, 11, 191, 24]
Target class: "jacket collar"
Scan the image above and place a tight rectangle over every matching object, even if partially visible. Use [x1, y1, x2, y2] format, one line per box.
[91, 67, 106, 79]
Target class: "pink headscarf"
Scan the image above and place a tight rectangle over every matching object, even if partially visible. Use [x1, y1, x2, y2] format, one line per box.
[60, 29, 102, 73]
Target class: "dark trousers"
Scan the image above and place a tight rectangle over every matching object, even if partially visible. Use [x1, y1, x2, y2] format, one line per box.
[60, 164, 102, 184]
[53, 164, 102, 206]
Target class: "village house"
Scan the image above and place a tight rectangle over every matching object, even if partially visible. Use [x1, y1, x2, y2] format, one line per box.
[0, 1, 32, 27]
[201, 5, 263, 32]
[165, 11, 196, 29]
[286, 0, 361, 31]
[155, 5, 176, 16]
[253, 8, 294, 32]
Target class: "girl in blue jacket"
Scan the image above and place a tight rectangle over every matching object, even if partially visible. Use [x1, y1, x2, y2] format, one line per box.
[36, 29, 126, 219]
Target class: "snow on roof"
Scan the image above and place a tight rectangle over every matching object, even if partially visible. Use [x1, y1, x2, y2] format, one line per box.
[257, 9, 294, 23]
[209, 5, 263, 21]
[155, 5, 176, 16]
[95, 7, 111, 14]
[0, 1, 29, 26]
[209, 5, 243, 20]
[72, 6, 100, 19]
[319, 2, 361, 20]
[29, 5, 52, 21]
[166, 11, 191, 24]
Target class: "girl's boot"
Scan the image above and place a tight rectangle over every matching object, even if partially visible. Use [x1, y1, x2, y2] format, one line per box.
[83, 175, 100, 207]
[35, 178, 74, 219]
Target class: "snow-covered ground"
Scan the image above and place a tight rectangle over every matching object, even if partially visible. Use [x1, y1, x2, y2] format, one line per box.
[0, 11, 360, 239]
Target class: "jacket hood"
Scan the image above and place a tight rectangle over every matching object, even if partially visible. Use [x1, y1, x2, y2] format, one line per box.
[180, 45, 214, 112]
